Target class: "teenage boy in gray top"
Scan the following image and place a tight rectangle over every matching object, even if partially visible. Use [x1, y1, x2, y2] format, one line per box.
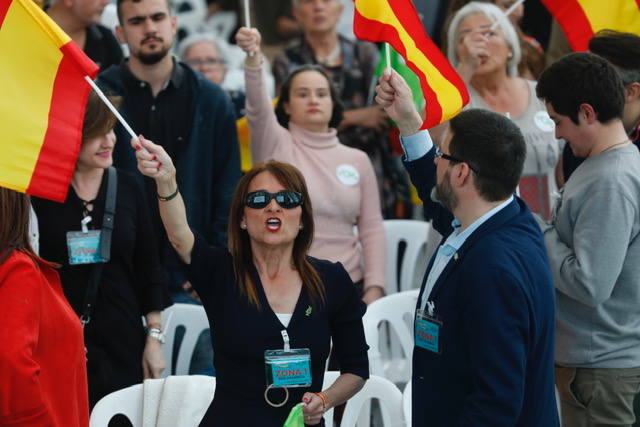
[536, 52, 640, 427]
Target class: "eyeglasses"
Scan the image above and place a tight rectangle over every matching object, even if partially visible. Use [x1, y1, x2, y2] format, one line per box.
[186, 58, 226, 68]
[435, 146, 480, 175]
[244, 190, 304, 209]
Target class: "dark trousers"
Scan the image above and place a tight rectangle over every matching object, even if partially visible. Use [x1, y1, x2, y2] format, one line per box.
[556, 365, 640, 427]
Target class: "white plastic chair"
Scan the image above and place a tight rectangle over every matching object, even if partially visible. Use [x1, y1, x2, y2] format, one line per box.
[161, 304, 211, 376]
[173, 0, 206, 42]
[402, 380, 411, 427]
[90, 376, 215, 427]
[200, 11, 238, 43]
[322, 371, 405, 427]
[383, 220, 430, 293]
[90, 383, 143, 426]
[363, 290, 418, 385]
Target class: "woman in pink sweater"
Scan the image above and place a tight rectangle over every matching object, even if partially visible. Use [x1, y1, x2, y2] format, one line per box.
[237, 27, 386, 303]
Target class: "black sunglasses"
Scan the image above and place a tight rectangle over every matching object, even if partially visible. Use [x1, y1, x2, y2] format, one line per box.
[435, 146, 480, 175]
[244, 190, 304, 209]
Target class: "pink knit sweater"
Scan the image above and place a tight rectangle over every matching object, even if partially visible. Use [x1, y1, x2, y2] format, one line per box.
[245, 64, 386, 290]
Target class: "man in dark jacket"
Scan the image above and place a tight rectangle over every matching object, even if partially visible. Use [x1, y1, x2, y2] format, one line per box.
[375, 71, 559, 426]
[97, 0, 241, 374]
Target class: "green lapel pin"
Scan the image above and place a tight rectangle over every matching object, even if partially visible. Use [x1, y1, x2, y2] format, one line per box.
[305, 305, 312, 316]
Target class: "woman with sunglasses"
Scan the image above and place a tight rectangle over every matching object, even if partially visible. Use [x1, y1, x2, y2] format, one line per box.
[235, 27, 386, 304]
[134, 138, 369, 426]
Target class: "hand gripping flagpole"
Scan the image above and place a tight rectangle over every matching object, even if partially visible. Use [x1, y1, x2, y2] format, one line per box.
[490, 0, 525, 31]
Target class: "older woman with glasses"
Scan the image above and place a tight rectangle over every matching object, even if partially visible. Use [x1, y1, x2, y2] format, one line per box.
[133, 138, 369, 426]
[447, 2, 561, 219]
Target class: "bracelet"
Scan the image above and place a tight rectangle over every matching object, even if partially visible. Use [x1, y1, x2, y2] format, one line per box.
[157, 187, 179, 201]
[147, 322, 162, 329]
[314, 392, 328, 411]
[147, 326, 165, 344]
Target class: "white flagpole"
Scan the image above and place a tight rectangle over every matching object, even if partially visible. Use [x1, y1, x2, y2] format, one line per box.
[385, 43, 392, 73]
[84, 76, 138, 141]
[243, 0, 251, 28]
[490, 0, 525, 31]
[243, 0, 255, 57]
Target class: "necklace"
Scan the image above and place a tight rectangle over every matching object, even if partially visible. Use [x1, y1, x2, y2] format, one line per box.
[600, 139, 630, 154]
[315, 42, 341, 66]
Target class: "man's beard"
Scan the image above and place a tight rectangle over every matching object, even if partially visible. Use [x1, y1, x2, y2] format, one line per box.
[138, 45, 171, 65]
[434, 170, 458, 212]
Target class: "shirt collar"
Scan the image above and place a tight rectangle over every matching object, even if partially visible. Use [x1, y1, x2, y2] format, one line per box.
[121, 56, 184, 90]
[442, 196, 514, 254]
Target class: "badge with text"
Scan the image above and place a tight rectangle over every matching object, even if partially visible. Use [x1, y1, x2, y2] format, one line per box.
[264, 348, 312, 388]
[66, 230, 105, 265]
[336, 164, 359, 186]
[415, 308, 442, 354]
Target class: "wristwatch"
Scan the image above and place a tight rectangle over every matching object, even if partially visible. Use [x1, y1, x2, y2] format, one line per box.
[147, 326, 166, 344]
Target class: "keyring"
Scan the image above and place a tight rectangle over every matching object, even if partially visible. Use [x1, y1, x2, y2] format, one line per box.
[264, 384, 289, 407]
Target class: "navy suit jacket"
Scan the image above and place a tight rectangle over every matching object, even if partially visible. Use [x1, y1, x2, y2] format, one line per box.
[406, 148, 559, 426]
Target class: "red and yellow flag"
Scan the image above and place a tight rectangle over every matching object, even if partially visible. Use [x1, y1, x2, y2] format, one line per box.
[354, 0, 469, 129]
[0, 0, 98, 202]
[541, 0, 640, 52]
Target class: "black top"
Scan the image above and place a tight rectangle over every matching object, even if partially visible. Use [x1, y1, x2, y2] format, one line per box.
[32, 170, 171, 406]
[115, 59, 196, 163]
[84, 24, 123, 72]
[187, 233, 369, 427]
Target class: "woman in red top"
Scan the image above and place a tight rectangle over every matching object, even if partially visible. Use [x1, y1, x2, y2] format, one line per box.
[0, 187, 89, 426]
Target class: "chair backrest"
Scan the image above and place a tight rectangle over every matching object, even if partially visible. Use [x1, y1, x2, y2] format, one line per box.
[173, 0, 206, 42]
[201, 11, 238, 43]
[90, 376, 216, 427]
[402, 380, 411, 427]
[383, 220, 430, 293]
[90, 383, 143, 427]
[323, 371, 404, 427]
[363, 290, 418, 383]
[162, 304, 211, 376]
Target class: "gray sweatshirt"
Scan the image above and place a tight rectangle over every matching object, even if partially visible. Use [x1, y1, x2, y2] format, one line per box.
[541, 144, 640, 368]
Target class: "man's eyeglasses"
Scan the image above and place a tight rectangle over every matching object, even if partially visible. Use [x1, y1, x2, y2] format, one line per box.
[244, 190, 304, 209]
[435, 146, 480, 175]
[186, 58, 226, 68]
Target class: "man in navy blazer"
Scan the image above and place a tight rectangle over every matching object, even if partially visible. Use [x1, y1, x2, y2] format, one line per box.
[376, 71, 559, 426]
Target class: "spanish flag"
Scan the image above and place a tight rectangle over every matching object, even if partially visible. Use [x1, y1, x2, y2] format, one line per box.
[354, 0, 469, 129]
[541, 0, 640, 52]
[0, 0, 98, 202]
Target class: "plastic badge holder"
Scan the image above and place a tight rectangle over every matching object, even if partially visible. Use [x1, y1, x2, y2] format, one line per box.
[66, 230, 105, 265]
[264, 348, 312, 388]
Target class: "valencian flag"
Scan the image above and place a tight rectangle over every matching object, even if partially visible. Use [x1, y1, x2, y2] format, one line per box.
[0, 0, 98, 202]
[354, 0, 469, 129]
[541, 0, 640, 52]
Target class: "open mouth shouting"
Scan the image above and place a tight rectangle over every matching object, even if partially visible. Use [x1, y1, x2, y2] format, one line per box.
[266, 217, 281, 232]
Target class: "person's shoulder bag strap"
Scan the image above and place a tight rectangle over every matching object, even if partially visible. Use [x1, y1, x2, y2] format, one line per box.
[80, 166, 117, 327]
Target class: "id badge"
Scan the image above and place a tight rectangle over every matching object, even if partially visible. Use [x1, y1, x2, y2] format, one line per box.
[264, 348, 312, 388]
[415, 309, 442, 354]
[66, 230, 105, 265]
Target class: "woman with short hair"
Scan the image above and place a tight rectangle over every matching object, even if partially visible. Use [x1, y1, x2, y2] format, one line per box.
[447, 2, 561, 219]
